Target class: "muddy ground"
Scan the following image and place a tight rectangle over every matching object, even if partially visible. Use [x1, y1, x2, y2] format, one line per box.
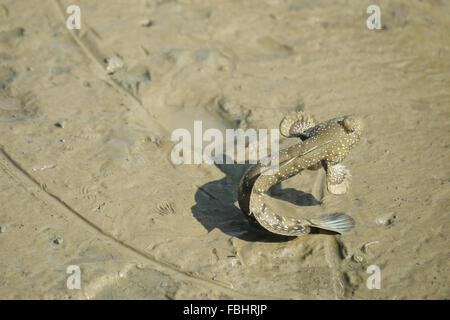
[0, 0, 448, 299]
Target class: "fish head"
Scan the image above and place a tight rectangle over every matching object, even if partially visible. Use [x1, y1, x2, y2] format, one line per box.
[320, 115, 363, 165]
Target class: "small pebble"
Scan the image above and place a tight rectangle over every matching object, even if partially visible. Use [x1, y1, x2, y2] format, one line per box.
[376, 212, 397, 226]
[53, 237, 63, 245]
[140, 19, 154, 27]
[105, 56, 124, 74]
[136, 263, 145, 269]
[54, 120, 66, 128]
[0, 226, 5, 233]
[231, 258, 240, 267]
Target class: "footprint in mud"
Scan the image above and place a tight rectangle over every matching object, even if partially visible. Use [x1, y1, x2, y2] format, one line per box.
[0, 66, 39, 123]
[0, 92, 39, 123]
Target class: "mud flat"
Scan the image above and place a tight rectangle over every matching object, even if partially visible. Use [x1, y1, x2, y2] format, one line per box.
[0, 0, 448, 299]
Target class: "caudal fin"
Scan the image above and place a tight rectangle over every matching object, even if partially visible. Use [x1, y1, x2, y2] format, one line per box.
[311, 213, 355, 234]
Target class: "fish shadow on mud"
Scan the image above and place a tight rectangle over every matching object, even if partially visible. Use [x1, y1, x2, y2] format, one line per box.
[191, 156, 333, 242]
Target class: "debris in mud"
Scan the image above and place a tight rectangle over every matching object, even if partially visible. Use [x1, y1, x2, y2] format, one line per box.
[54, 120, 66, 128]
[376, 213, 398, 226]
[53, 237, 63, 245]
[105, 56, 124, 74]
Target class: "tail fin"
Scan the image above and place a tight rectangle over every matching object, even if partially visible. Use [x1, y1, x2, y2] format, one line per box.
[310, 213, 355, 234]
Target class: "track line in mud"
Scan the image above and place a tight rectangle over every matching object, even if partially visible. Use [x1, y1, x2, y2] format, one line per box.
[51, 1, 140, 105]
[50, 0, 168, 136]
[0, 145, 281, 299]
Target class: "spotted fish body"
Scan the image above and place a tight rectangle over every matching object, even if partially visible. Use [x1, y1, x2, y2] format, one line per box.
[238, 114, 362, 236]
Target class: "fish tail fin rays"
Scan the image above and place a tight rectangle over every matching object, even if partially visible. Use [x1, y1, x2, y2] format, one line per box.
[310, 213, 355, 234]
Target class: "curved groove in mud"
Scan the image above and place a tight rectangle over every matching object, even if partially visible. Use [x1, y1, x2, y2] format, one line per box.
[0, 146, 280, 299]
[3, 1, 284, 299]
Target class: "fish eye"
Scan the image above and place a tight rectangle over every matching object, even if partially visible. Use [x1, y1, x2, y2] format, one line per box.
[343, 116, 357, 132]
